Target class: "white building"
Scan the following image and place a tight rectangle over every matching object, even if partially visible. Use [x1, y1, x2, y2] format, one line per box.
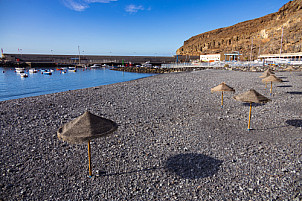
[200, 54, 221, 62]
[258, 52, 302, 65]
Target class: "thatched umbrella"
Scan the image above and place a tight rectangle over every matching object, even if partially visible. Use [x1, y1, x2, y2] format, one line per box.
[284, 66, 295, 72]
[211, 82, 235, 108]
[57, 111, 118, 177]
[259, 71, 272, 89]
[260, 69, 274, 89]
[263, 68, 275, 74]
[234, 89, 271, 130]
[259, 70, 271, 78]
[262, 75, 283, 95]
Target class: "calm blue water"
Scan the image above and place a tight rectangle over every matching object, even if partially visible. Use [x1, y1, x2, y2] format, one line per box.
[0, 67, 155, 102]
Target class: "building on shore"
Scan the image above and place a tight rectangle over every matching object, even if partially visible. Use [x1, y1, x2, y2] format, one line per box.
[200, 52, 242, 62]
[258, 52, 302, 65]
[200, 54, 221, 62]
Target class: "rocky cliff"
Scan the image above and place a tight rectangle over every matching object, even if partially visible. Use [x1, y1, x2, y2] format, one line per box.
[176, 0, 302, 60]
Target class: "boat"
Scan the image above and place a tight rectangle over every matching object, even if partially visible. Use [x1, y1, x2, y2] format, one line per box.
[90, 64, 101, 68]
[68, 67, 77, 72]
[29, 68, 38, 73]
[15, 67, 25, 73]
[20, 73, 28, 77]
[43, 71, 52, 75]
[142, 61, 152, 67]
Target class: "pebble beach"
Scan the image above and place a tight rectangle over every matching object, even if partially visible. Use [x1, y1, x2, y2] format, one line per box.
[0, 69, 301, 200]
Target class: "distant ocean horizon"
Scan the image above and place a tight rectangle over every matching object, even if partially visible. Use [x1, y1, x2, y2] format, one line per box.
[0, 67, 155, 102]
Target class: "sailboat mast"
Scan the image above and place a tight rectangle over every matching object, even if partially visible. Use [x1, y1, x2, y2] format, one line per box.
[78, 45, 81, 65]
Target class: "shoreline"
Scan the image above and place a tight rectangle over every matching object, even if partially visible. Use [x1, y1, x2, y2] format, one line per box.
[0, 70, 301, 200]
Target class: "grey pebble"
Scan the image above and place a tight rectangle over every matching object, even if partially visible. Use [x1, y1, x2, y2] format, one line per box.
[0, 69, 301, 200]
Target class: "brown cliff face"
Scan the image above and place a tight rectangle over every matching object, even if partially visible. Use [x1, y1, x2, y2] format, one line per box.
[176, 0, 302, 60]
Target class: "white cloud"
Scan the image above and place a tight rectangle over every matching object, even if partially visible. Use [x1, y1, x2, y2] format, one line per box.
[125, 4, 145, 13]
[63, 0, 117, 11]
[63, 0, 88, 11]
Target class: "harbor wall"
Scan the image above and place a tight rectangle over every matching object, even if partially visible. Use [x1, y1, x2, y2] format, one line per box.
[1, 54, 199, 67]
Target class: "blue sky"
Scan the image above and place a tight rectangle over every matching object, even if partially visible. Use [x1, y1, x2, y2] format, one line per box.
[0, 0, 289, 56]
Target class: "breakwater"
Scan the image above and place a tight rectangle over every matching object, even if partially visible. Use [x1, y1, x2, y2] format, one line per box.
[1, 53, 199, 67]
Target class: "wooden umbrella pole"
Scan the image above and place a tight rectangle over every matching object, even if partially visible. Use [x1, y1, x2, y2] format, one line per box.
[88, 140, 92, 177]
[248, 102, 252, 130]
[265, 82, 267, 89]
[221, 91, 224, 108]
[270, 82, 272, 96]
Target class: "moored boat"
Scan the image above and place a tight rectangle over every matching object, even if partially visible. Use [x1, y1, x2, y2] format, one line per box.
[29, 68, 38, 73]
[90, 64, 101, 68]
[20, 73, 28, 77]
[15, 67, 25, 73]
[68, 67, 77, 72]
[43, 71, 52, 75]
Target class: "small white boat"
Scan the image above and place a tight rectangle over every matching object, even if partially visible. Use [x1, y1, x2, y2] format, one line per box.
[43, 71, 52, 75]
[68, 67, 77, 72]
[142, 61, 152, 67]
[29, 68, 38, 73]
[20, 73, 28, 77]
[90, 64, 101, 68]
[15, 67, 25, 73]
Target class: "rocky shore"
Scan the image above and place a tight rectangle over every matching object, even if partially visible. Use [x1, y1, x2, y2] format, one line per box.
[0, 70, 301, 200]
[112, 66, 208, 73]
[113, 65, 302, 74]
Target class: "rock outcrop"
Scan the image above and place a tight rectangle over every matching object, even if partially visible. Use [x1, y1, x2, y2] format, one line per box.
[176, 0, 302, 60]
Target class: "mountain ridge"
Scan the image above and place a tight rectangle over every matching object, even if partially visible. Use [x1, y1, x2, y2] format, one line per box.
[176, 0, 302, 60]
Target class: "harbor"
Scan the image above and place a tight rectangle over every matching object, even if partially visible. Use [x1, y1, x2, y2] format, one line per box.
[0, 67, 155, 102]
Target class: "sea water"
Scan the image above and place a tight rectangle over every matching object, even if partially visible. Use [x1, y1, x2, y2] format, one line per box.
[0, 67, 155, 102]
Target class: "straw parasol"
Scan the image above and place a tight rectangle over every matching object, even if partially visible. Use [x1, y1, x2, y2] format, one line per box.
[262, 75, 283, 95]
[211, 82, 235, 108]
[259, 70, 271, 78]
[263, 68, 275, 74]
[284, 66, 294, 72]
[234, 89, 271, 130]
[57, 111, 118, 177]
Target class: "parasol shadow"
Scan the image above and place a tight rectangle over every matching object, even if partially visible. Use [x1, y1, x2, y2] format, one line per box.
[242, 102, 265, 107]
[286, 119, 302, 128]
[165, 153, 223, 179]
[286, 91, 302, 95]
[277, 85, 292, 88]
